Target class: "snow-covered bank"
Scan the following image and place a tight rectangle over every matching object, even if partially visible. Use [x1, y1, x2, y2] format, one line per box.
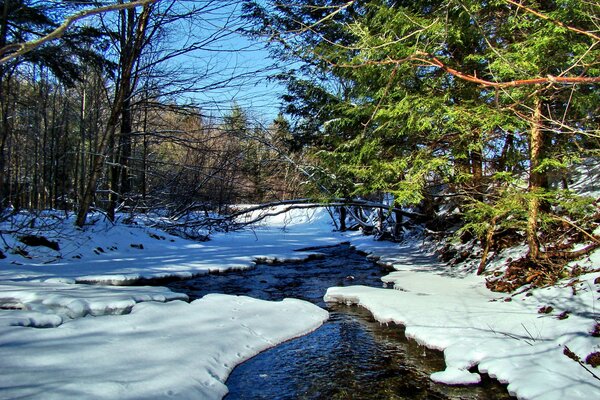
[0, 208, 339, 399]
[0, 294, 328, 399]
[325, 239, 600, 400]
[1, 206, 599, 399]
[0, 281, 187, 327]
[0, 208, 343, 283]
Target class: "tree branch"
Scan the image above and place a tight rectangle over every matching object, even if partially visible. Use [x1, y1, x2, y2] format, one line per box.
[288, 1, 356, 34]
[0, 0, 158, 65]
[325, 52, 600, 87]
[423, 53, 600, 87]
[505, 0, 600, 43]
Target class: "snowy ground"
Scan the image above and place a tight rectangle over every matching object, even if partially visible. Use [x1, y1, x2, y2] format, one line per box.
[0, 208, 342, 283]
[1, 293, 327, 400]
[0, 208, 337, 399]
[1, 207, 599, 399]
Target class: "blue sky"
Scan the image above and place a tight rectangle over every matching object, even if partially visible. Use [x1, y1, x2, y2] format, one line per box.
[164, 0, 287, 123]
[81, 0, 286, 123]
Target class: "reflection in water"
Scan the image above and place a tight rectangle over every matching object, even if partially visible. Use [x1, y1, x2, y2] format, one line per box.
[166, 244, 512, 399]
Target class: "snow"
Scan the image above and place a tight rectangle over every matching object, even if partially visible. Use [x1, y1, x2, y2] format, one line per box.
[431, 368, 482, 385]
[0, 295, 328, 399]
[0, 281, 187, 326]
[1, 205, 599, 399]
[0, 207, 338, 399]
[0, 208, 341, 283]
[568, 158, 600, 200]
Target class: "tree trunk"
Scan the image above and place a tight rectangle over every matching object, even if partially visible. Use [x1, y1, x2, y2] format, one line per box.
[393, 208, 403, 239]
[497, 132, 514, 172]
[0, 83, 8, 207]
[478, 215, 497, 275]
[339, 205, 347, 231]
[106, 124, 117, 221]
[107, 7, 134, 221]
[0, 0, 9, 208]
[118, 91, 133, 194]
[75, 2, 153, 227]
[76, 104, 120, 227]
[76, 153, 104, 227]
[377, 207, 384, 233]
[141, 92, 149, 200]
[471, 131, 483, 200]
[527, 97, 543, 261]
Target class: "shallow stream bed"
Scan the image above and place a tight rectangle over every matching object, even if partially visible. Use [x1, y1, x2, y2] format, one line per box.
[166, 244, 512, 399]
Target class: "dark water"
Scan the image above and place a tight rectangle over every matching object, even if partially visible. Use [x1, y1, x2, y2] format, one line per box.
[166, 244, 512, 399]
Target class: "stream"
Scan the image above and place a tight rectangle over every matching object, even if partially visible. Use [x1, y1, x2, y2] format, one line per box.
[166, 243, 512, 399]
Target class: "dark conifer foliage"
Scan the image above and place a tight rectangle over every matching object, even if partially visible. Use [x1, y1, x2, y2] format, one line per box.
[244, 0, 600, 270]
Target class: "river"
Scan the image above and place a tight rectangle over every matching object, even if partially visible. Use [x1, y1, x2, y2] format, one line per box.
[166, 243, 512, 399]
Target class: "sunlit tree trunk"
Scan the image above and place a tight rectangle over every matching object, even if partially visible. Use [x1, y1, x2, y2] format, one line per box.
[527, 97, 543, 261]
[76, 2, 153, 227]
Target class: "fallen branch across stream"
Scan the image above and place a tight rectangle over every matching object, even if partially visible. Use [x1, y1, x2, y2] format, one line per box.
[153, 198, 423, 234]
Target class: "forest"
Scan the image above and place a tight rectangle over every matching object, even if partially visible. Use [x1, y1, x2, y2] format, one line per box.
[0, 1, 308, 223]
[1, 2, 599, 399]
[1, 0, 599, 283]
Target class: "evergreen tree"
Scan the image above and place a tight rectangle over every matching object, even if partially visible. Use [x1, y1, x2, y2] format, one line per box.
[245, 0, 600, 269]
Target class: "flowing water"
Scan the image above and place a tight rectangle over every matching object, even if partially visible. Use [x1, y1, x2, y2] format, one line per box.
[166, 243, 512, 399]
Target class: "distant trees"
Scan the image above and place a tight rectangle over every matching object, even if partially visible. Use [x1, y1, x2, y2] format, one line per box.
[0, 0, 109, 210]
[245, 0, 600, 268]
[0, 1, 307, 224]
[221, 105, 307, 204]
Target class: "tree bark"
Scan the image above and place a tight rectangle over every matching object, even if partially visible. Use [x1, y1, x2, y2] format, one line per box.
[107, 4, 136, 221]
[393, 208, 403, 239]
[497, 132, 514, 172]
[339, 205, 347, 231]
[75, 2, 153, 227]
[471, 131, 483, 201]
[0, 0, 10, 208]
[76, 153, 105, 226]
[527, 97, 543, 261]
[478, 215, 497, 275]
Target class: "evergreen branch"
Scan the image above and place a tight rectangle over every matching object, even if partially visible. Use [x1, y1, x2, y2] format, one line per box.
[421, 53, 600, 88]
[362, 65, 398, 134]
[504, 0, 600, 43]
[510, 105, 600, 138]
[324, 53, 600, 87]
[560, 41, 599, 77]
[287, 1, 355, 34]
[0, 0, 158, 65]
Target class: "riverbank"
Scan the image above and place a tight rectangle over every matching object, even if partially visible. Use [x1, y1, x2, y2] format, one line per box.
[0, 207, 598, 399]
[328, 234, 599, 399]
[0, 208, 341, 399]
